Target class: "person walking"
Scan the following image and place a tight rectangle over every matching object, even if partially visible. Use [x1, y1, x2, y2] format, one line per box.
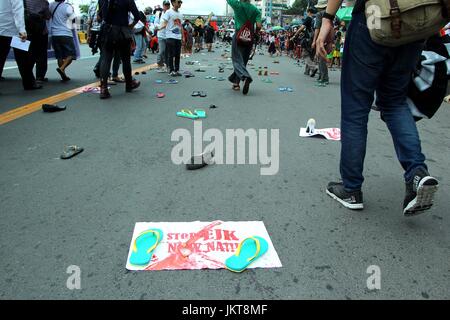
[0, 0, 40, 90]
[291, 8, 316, 77]
[312, 0, 329, 86]
[49, 0, 76, 82]
[88, 1, 121, 81]
[159, 0, 184, 77]
[98, 0, 141, 99]
[24, 0, 51, 84]
[154, 0, 170, 72]
[317, 0, 441, 215]
[226, 0, 262, 95]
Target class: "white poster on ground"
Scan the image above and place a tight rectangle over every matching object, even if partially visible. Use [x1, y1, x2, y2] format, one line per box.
[126, 220, 282, 271]
[299, 127, 341, 141]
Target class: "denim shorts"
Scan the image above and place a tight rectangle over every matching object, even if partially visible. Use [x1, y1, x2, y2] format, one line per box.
[52, 36, 76, 60]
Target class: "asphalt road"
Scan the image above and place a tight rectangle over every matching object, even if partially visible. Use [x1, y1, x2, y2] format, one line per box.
[0, 44, 449, 300]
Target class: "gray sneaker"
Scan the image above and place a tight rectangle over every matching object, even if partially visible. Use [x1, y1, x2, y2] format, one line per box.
[326, 182, 364, 210]
[403, 168, 439, 216]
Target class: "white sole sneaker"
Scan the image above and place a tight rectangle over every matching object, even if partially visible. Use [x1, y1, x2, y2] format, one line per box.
[326, 189, 364, 210]
[403, 177, 439, 216]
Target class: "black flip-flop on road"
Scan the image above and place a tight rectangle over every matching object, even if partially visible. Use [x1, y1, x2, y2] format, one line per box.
[186, 151, 214, 170]
[42, 104, 66, 113]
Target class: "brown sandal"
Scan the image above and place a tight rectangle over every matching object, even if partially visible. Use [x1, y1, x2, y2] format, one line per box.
[232, 84, 240, 91]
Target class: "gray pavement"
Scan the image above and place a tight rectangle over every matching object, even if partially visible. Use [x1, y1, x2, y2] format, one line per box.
[0, 43, 449, 300]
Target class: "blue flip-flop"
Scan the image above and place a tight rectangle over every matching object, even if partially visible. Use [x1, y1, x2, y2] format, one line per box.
[225, 236, 269, 273]
[129, 229, 163, 266]
[194, 109, 207, 118]
[155, 80, 163, 84]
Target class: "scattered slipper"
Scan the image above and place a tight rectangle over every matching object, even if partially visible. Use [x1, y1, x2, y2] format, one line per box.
[129, 229, 163, 266]
[225, 236, 269, 273]
[261, 78, 273, 83]
[157, 92, 165, 98]
[199, 91, 207, 97]
[141, 71, 147, 75]
[217, 77, 225, 81]
[270, 72, 279, 75]
[166, 79, 178, 84]
[195, 69, 206, 72]
[135, 72, 140, 75]
[191, 91, 200, 97]
[194, 109, 206, 118]
[209, 104, 218, 109]
[186, 151, 214, 170]
[60, 145, 84, 160]
[155, 80, 163, 84]
[42, 104, 66, 113]
[176, 109, 199, 119]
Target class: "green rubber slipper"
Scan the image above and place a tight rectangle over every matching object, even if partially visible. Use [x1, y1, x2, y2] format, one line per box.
[177, 109, 199, 119]
[129, 229, 163, 266]
[194, 109, 207, 118]
[225, 236, 269, 273]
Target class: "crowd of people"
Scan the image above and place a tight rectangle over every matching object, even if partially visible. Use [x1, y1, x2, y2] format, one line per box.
[0, 0, 223, 92]
[1, 0, 449, 215]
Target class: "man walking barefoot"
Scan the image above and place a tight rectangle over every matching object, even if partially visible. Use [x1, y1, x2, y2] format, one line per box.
[316, 0, 440, 216]
[226, 0, 261, 95]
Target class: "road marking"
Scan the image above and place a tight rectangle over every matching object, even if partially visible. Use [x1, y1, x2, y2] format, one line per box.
[0, 64, 158, 126]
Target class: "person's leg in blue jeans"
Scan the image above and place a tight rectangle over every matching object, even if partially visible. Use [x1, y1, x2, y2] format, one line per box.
[340, 12, 425, 191]
[328, 12, 438, 214]
[133, 34, 144, 62]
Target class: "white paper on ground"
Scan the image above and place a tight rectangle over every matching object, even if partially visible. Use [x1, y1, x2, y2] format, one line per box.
[10, 36, 30, 52]
[299, 127, 341, 141]
[126, 220, 282, 271]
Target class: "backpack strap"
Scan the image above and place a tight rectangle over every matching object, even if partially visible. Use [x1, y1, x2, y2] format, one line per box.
[389, 0, 402, 39]
[52, 1, 63, 20]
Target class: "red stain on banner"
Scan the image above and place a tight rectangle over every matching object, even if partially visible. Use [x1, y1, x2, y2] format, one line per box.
[145, 220, 230, 270]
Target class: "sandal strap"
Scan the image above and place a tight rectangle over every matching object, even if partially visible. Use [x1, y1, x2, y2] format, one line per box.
[235, 237, 261, 262]
[132, 230, 161, 254]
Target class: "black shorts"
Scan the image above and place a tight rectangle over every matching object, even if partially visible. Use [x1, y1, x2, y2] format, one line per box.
[52, 36, 76, 60]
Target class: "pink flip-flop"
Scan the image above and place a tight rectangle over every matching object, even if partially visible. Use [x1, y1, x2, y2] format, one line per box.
[157, 92, 165, 98]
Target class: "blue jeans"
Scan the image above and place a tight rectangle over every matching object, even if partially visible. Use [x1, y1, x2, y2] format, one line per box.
[340, 13, 427, 191]
[133, 33, 145, 61]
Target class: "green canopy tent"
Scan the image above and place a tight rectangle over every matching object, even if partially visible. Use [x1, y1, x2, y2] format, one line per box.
[336, 6, 353, 22]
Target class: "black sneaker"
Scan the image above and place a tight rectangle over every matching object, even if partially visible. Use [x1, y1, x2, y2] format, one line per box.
[403, 169, 439, 216]
[326, 182, 364, 210]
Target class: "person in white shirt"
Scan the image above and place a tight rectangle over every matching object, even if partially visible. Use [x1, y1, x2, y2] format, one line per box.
[49, 0, 76, 82]
[0, 0, 40, 90]
[159, 0, 184, 76]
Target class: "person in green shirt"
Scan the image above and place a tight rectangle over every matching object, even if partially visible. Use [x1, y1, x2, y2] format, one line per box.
[226, 0, 261, 95]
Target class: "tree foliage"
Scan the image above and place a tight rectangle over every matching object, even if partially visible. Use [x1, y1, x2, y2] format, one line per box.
[284, 0, 316, 15]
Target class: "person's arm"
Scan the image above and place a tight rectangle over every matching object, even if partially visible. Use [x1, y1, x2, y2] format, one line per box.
[159, 12, 168, 30]
[316, 0, 343, 59]
[129, 0, 140, 28]
[311, 29, 320, 49]
[11, 0, 27, 40]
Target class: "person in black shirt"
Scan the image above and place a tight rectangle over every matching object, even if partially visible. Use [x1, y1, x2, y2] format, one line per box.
[98, 0, 141, 99]
[291, 8, 317, 76]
